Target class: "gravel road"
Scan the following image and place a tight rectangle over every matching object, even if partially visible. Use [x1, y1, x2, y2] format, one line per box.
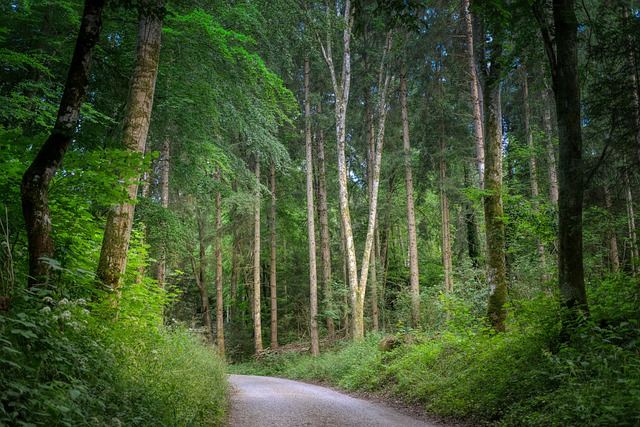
[227, 374, 441, 427]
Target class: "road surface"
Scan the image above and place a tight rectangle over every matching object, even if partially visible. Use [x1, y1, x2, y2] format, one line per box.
[227, 374, 441, 427]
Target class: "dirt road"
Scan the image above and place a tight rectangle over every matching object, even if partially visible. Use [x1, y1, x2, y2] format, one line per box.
[227, 374, 441, 427]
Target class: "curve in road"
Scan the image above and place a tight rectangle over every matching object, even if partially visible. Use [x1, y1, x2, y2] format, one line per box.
[228, 374, 440, 427]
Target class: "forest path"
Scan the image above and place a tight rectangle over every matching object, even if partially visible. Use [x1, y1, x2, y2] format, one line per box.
[227, 374, 442, 427]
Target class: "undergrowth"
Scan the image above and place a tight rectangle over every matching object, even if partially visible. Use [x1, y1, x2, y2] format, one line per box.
[232, 277, 640, 427]
[0, 280, 227, 427]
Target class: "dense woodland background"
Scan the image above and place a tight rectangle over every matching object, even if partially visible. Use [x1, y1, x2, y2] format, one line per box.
[1, 0, 639, 426]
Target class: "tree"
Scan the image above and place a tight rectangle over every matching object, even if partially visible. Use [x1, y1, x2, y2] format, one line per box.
[253, 156, 263, 354]
[305, 58, 320, 356]
[20, 0, 106, 287]
[534, 0, 589, 315]
[97, 0, 164, 291]
[483, 39, 508, 332]
[400, 64, 421, 326]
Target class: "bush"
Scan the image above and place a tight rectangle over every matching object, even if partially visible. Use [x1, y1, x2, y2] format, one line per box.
[0, 284, 227, 427]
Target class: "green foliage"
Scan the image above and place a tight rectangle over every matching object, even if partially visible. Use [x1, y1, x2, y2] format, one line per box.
[234, 280, 640, 427]
[0, 279, 227, 427]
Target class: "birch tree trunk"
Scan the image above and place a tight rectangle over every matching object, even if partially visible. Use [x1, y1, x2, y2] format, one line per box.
[215, 165, 225, 357]
[21, 0, 105, 286]
[400, 66, 421, 326]
[483, 42, 508, 332]
[97, 0, 164, 291]
[305, 58, 320, 356]
[253, 156, 263, 354]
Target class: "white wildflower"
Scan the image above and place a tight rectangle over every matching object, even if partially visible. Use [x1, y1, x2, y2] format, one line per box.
[61, 310, 72, 320]
[41, 306, 51, 313]
[43, 296, 54, 304]
[58, 298, 69, 306]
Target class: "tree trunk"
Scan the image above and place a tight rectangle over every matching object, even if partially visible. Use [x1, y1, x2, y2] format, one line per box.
[269, 162, 279, 352]
[439, 121, 454, 293]
[253, 156, 263, 354]
[603, 184, 620, 274]
[21, 0, 105, 286]
[483, 42, 508, 332]
[522, 66, 546, 280]
[463, 0, 485, 188]
[193, 210, 213, 344]
[305, 59, 320, 356]
[230, 182, 239, 323]
[156, 136, 170, 288]
[215, 165, 225, 357]
[541, 82, 559, 206]
[400, 66, 421, 326]
[626, 176, 638, 274]
[316, 102, 336, 340]
[543, 0, 589, 313]
[97, 0, 164, 291]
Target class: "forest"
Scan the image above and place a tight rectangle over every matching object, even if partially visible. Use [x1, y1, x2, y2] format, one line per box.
[1, 0, 639, 426]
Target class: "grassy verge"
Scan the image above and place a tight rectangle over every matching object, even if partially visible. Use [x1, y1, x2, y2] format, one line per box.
[232, 292, 639, 426]
[0, 287, 227, 427]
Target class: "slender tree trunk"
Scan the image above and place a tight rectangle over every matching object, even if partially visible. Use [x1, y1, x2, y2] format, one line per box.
[253, 157, 263, 354]
[623, 6, 640, 163]
[230, 182, 239, 323]
[483, 42, 508, 332]
[192, 211, 213, 344]
[626, 176, 638, 274]
[305, 59, 320, 356]
[156, 136, 170, 288]
[603, 184, 620, 274]
[464, 164, 480, 266]
[400, 67, 421, 326]
[316, 102, 336, 339]
[522, 66, 546, 279]
[97, 0, 164, 291]
[541, 83, 559, 206]
[439, 121, 454, 293]
[269, 162, 279, 352]
[215, 166, 225, 357]
[21, 0, 105, 286]
[463, 0, 485, 188]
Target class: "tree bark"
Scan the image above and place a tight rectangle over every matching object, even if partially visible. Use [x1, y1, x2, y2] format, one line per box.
[253, 156, 263, 354]
[439, 121, 454, 293]
[483, 42, 508, 332]
[543, 0, 588, 313]
[400, 66, 421, 326]
[156, 135, 170, 288]
[316, 102, 336, 340]
[269, 162, 279, 352]
[522, 66, 546, 280]
[97, 0, 164, 291]
[463, 0, 485, 188]
[603, 184, 620, 274]
[193, 210, 213, 344]
[541, 80, 559, 206]
[215, 165, 225, 357]
[305, 58, 320, 356]
[21, 0, 105, 286]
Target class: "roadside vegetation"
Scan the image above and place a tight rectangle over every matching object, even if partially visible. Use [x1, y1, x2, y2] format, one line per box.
[0, 270, 228, 427]
[232, 276, 640, 427]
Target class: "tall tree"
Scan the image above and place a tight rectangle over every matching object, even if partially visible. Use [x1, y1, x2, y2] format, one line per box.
[97, 0, 164, 291]
[305, 58, 320, 356]
[215, 165, 225, 356]
[483, 40, 508, 332]
[270, 161, 279, 352]
[534, 0, 589, 315]
[253, 156, 263, 354]
[400, 65, 421, 327]
[20, 0, 105, 286]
